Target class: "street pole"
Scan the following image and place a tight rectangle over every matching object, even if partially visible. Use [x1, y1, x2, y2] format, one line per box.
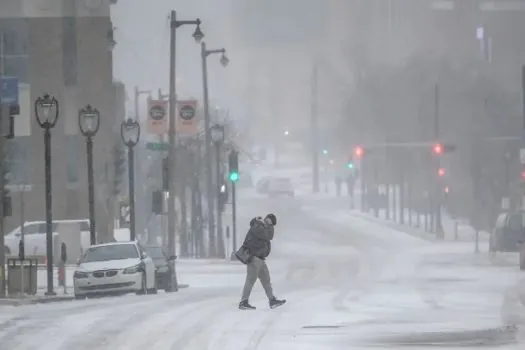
[44, 127, 55, 295]
[0, 104, 5, 297]
[201, 42, 216, 257]
[128, 145, 136, 241]
[168, 10, 178, 266]
[434, 83, 444, 238]
[311, 61, 320, 193]
[215, 143, 223, 257]
[232, 181, 237, 254]
[87, 136, 96, 244]
[167, 9, 202, 285]
[158, 89, 168, 246]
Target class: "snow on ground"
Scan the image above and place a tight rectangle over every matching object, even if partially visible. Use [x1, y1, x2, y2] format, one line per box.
[1, 175, 525, 349]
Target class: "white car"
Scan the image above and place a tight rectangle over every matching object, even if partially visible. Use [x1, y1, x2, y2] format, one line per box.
[73, 241, 157, 299]
[266, 177, 295, 197]
[4, 219, 93, 258]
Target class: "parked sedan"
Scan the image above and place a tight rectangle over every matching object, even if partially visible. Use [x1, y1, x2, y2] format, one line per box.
[143, 245, 176, 292]
[73, 241, 157, 299]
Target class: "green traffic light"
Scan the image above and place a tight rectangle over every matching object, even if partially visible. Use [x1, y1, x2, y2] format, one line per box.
[322, 149, 328, 155]
[229, 172, 239, 182]
[347, 163, 354, 169]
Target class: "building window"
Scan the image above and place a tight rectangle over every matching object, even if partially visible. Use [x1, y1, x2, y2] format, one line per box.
[5, 138, 30, 186]
[66, 136, 79, 184]
[0, 20, 29, 83]
[62, 17, 78, 86]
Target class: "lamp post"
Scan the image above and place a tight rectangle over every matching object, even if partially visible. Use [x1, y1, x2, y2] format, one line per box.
[78, 105, 100, 245]
[168, 10, 204, 267]
[210, 124, 225, 257]
[201, 41, 229, 257]
[121, 118, 140, 241]
[35, 94, 59, 296]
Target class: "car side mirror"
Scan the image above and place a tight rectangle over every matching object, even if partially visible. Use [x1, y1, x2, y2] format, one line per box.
[167, 255, 177, 261]
[141, 252, 148, 259]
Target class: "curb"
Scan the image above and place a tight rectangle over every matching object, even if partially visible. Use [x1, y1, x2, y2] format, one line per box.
[0, 285, 191, 306]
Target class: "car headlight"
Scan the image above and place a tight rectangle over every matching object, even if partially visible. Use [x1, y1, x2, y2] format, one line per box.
[74, 271, 89, 279]
[123, 264, 143, 274]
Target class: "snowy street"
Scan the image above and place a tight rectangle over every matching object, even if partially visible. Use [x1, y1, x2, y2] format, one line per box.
[1, 192, 525, 349]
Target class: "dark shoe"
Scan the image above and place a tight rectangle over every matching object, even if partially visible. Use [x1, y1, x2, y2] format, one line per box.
[269, 297, 286, 309]
[239, 300, 256, 310]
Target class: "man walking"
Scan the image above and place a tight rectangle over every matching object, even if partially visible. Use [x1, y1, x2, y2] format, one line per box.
[239, 213, 286, 310]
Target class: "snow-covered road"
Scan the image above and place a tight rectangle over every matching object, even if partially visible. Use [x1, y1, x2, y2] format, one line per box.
[1, 191, 524, 349]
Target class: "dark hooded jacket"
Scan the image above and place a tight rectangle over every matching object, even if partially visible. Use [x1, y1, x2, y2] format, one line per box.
[243, 218, 274, 259]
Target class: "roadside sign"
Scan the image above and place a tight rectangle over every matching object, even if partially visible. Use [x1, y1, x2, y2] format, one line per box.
[177, 100, 198, 135]
[520, 148, 525, 164]
[146, 142, 168, 151]
[147, 99, 168, 135]
[0, 76, 19, 106]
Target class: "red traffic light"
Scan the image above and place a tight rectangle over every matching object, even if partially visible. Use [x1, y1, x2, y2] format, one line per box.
[433, 143, 443, 155]
[521, 170, 525, 181]
[438, 168, 446, 177]
[354, 146, 364, 158]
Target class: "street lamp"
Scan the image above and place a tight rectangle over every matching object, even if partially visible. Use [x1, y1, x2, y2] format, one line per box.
[78, 104, 100, 245]
[34, 93, 59, 296]
[201, 41, 229, 257]
[167, 10, 203, 283]
[210, 124, 225, 257]
[120, 118, 140, 241]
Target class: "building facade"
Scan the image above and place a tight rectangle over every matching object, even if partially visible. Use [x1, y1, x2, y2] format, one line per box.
[0, 0, 120, 240]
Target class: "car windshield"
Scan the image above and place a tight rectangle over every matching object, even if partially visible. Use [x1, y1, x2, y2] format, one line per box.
[83, 244, 139, 263]
[144, 247, 165, 259]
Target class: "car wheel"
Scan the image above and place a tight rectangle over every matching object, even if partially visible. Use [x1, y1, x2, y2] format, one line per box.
[137, 273, 147, 295]
[4, 246, 10, 255]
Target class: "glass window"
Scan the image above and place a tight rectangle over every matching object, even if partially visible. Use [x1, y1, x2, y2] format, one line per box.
[62, 17, 77, 86]
[83, 244, 139, 263]
[22, 223, 43, 234]
[1, 20, 29, 84]
[66, 135, 79, 184]
[5, 138, 30, 185]
[80, 221, 90, 231]
[508, 214, 523, 231]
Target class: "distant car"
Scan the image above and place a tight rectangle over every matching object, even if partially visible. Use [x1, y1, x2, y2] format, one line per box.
[490, 212, 525, 253]
[266, 177, 294, 197]
[143, 245, 177, 292]
[73, 241, 157, 299]
[256, 177, 271, 194]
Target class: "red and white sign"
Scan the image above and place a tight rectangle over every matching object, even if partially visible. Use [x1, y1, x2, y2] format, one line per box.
[147, 99, 168, 135]
[177, 100, 198, 135]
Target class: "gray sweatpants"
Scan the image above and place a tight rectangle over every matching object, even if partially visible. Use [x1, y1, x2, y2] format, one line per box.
[241, 256, 274, 301]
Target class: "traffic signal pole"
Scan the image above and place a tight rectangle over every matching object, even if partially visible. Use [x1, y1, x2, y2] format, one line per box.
[434, 83, 444, 239]
[231, 181, 237, 254]
[311, 61, 320, 193]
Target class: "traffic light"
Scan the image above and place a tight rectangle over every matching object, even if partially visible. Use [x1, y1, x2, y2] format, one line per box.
[432, 143, 456, 155]
[444, 186, 449, 194]
[218, 183, 228, 212]
[354, 146, 364, 158]
[438, 167, 446, 177]
[162, 157, 169, 191]
[152, 190, 163, 214]
[228, 150, 239, 183]
[322, 149, 328, 155]
[521, 169, 525, 181]
[113, 143, 126, 195]
[346, 160, 354, 169]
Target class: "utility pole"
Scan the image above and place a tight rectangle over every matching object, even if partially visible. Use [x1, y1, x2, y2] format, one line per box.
[0, 32, 6, 297]
[168, 9, 202, 283]
[434, 83, 444, 238]
[158, 89, 168, 246]
[311, 61, 320, 193]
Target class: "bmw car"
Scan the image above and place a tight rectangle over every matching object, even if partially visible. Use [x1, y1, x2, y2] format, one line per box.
[73, 241, 157, 299]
